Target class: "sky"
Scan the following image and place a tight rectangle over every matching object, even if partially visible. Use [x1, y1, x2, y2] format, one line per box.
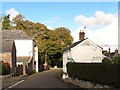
[2, 2, 119, 52]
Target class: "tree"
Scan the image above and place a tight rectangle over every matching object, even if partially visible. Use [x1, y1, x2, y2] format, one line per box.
[12, 14, 73, 68]
[54, 27, 73, 48]
[12, 14, 25, 30]
[2, 15, 11, 30]
[37, 27, 73, 67]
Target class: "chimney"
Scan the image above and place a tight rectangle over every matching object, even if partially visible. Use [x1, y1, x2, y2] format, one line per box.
[115, 48, 119, 56]
[79, 30, 85, 41]
[108, 47, 111, 58]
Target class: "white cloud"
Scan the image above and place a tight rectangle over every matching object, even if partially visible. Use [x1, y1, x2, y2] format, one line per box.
[72, 11, 118, 52]
[47, 26, 53, 30]
[46, 16, 60, 23]
[6, 8, 19, 21]
[75, 11, 115, 27]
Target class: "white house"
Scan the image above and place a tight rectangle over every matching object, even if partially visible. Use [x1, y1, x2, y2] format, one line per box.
[62, 30, 105, 79]
[1, 30, 39, 75]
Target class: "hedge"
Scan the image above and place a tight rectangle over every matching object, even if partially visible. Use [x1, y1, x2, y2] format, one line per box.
[67, 62, 120, 88]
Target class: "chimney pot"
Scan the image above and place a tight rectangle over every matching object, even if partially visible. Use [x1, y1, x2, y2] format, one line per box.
[79, 30, 85, 41]
[115, 48, 119, 54]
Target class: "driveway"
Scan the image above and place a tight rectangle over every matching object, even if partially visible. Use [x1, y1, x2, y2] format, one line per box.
[3, 69, 82, 89]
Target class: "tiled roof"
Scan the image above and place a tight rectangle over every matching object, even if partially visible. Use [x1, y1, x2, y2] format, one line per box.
[0, 30, 32, 40]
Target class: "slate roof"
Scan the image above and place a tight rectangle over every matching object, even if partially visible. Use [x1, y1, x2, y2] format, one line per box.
[17, 56, 33, 63]
[0, 30, 32, 40]
[63, 38, 102, 52]
[103, 50, 120, 59]
[63, 38, 87, 52]
[0, 30, 32, 53]
[0, 39, 14, 52]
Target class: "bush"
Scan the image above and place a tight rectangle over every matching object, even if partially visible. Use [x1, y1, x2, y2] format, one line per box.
[102, 57, 112, 64]
[67, 62, 120, 88]
[2, 62, 11, 75]
[15, 67, 23, 76]
[46, 65, 51, 70]
[0, 62, 2, 75]
[112, 56, 120, 64]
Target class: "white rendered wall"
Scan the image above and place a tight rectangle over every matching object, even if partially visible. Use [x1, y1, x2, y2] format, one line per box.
[62, 51, 69, 79]
[71, 39, 104, 63]
[71, 46, 104, 63]
[62, 39, 105, 79]
[34, 46, 38, 72]
[63, 51, 68, 73]
[14, 40, 33, 57]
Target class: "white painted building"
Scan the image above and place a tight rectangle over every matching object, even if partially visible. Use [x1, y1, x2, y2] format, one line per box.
[2, 30, 39, 75]
[62, 30, 105, 79]
[15, 40, 39, 73]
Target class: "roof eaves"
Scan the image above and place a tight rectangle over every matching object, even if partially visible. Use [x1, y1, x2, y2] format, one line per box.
[63, 38, 87, 52]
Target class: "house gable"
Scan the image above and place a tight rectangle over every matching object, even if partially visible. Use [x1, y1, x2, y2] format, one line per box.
[63, 39, 87, 52]
[64, 38, 102, 52]
[79, 39, 103, 51]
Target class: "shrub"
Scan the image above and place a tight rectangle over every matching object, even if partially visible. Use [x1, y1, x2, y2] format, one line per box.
[46, 65, 51, 70]
[15, 67, 23, 76]
[0, 62, 2, 75]
[112, 56, 120, 64]
[67, 62, 120, 88]
[2, 62, 11, 75]
[102, 57, 112, 64]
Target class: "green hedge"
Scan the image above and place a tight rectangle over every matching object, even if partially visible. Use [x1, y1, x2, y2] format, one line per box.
[67, 63, 120, 88]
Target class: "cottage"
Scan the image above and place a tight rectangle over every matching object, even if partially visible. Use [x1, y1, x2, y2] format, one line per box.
[0, 39, 16, 75]
[62, 30, 105, 79]
[1, 30, 38, 75]
[103, 48, 120, 59]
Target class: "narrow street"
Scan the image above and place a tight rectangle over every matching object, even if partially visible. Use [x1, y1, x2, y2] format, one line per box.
[3, 69, 82, 89]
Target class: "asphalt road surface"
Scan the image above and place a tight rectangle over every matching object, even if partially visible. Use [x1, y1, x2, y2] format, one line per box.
[5, 69, 83, 89]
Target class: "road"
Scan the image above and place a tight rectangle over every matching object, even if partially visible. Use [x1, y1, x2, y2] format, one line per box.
[5, 69, 82, 89]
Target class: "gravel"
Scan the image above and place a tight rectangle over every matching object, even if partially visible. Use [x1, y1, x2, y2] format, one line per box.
[63, 77, 114, 89]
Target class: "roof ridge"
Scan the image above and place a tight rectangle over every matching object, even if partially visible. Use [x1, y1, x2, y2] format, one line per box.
[63, 38, 88, 52]
[1, 30, 32, 40]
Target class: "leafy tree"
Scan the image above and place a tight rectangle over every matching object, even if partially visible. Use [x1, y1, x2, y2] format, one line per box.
[38, 27, 73, 67]
[12, 14, 25, 30]
[54, 27, 73, 48]
[2, 15, 11, 30]
[12, 14, 73, 68]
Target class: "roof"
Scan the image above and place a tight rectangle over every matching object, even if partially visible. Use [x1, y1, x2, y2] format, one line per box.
[0, 30, 32, 40]
[103, 50, 120, 59]
[17, 56, 33, 63]
[0, 39, 14, 52]
[63, 38, 87, 51]
[63, 38, 102, 52]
